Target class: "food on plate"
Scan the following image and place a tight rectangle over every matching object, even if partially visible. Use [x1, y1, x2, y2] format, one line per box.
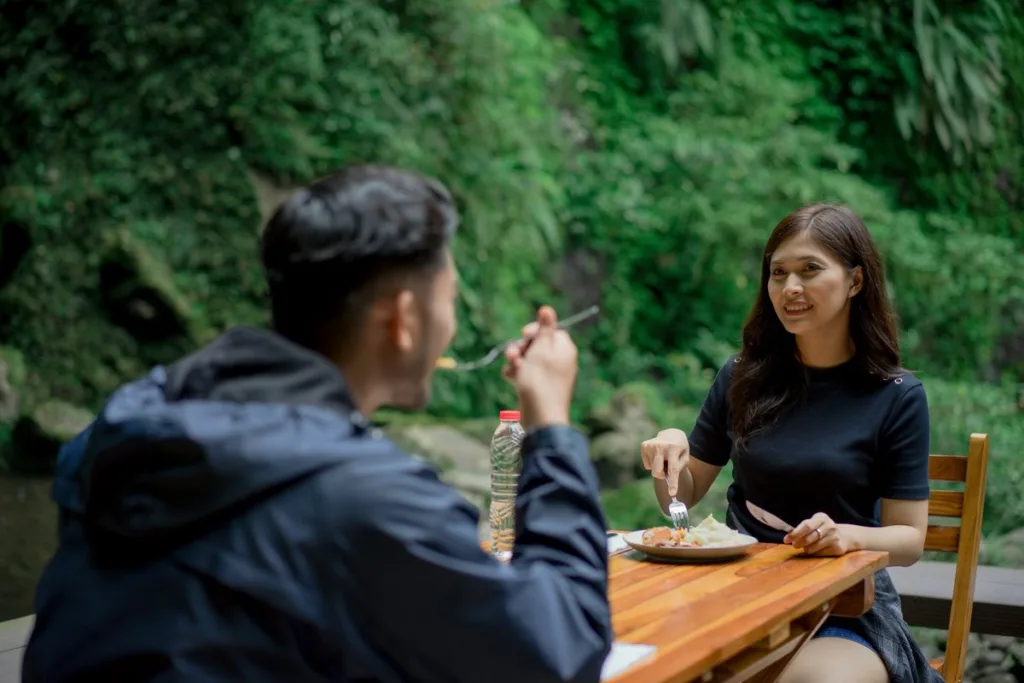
[640, 514, 746, 548]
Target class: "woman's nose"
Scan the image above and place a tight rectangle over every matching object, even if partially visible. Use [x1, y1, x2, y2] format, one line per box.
[783, 275, 803, 296]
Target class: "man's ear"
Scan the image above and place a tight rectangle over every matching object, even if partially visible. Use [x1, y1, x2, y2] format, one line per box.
[387, 289, 418, 352]
[849, 266, 864, 298]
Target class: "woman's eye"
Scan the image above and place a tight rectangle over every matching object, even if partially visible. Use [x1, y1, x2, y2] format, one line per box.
[804, 263, 821, 272]
[771, 269, 786, 277]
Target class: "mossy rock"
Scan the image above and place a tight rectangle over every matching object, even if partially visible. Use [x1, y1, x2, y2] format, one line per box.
[10, 400, 94, 475]
[0, 346, 26, 423]
[590, 430, 648, 488]
[375, 411, 500, 447]
[383, 422, 490, 474]
[584, 382, 661, 436]
[99, 229, 199, 344]
[582, 383, 660, 487]
[443, 418, 502, 446]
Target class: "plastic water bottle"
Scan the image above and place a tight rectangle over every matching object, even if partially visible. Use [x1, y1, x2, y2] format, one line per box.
[489, 409, 525, 563]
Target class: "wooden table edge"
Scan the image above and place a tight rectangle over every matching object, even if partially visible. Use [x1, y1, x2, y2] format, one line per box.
[607, 548, 889, 683]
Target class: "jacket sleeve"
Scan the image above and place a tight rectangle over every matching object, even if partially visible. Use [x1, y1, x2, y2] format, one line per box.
[324, 425, 613, 683]
[52, 421, 95, 527]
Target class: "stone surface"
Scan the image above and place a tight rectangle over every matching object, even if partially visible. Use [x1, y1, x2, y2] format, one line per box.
[0, 347, 25, 424]
[585, 385, 658, 488]
[9, 401, 94, 474]
[919, 630, 1024, 683]
[590, 431, 646, 488]
[444, 469, 490, 499]
[388, 423, 491, 474]
[98, 229, 196, 343]
[26, 401, 93, 443]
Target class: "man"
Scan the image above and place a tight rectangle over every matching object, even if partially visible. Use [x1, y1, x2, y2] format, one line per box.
[22, 166, 613, 682]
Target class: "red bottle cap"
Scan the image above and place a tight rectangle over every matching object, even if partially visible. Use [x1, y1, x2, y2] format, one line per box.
[499, 410, 521, 421]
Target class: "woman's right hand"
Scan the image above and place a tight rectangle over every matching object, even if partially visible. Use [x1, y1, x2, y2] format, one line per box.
[640, 429, 691, 497]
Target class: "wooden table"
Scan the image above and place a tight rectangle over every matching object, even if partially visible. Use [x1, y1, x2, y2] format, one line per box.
[0, 544, 887, 683]
[606, 543, 888, 683]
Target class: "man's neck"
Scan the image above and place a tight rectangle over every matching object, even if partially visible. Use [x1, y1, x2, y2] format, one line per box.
[334, 354, 386, 417]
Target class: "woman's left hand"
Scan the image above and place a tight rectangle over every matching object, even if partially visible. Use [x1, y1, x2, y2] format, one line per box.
[784, 512, 853, 556]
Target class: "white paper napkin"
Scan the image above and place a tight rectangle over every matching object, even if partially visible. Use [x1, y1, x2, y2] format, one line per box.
[600, 641, 657, 680]
[607, 533, 631, 556]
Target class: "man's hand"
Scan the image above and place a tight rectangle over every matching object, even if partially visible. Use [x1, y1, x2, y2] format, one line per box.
[502, 306, 577, 430]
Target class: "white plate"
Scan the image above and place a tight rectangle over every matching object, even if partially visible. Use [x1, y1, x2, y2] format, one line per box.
[622, 529, 759, 563]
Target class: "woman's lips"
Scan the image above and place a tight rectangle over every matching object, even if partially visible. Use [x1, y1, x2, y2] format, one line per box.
[783, 303, 812, 318]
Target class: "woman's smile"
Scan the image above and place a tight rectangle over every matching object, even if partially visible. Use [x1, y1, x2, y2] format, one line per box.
[783, 301, 813, 318]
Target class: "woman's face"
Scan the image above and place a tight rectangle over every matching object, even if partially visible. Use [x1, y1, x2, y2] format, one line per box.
[767, 231, 862, 338]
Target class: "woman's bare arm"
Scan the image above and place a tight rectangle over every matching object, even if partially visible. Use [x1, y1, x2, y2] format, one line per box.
[840, 498, 928, 567]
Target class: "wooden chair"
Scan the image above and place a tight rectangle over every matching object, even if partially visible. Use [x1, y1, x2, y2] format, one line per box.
[922, 433, 990, 683]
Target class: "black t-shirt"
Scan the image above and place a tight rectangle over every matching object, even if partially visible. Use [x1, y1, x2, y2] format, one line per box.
[689, 355, 931, 543]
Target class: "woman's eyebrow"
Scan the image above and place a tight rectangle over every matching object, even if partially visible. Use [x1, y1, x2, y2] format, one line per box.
[769, 255, 821, 267]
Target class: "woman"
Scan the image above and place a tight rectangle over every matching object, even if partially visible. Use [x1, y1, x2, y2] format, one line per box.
[641, 204, 941, 683]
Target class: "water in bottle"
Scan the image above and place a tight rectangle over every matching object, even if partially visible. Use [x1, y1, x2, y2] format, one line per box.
[489, 409, 525, 563]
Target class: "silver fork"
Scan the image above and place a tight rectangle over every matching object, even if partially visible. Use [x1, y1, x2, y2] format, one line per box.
[436, 305, 600, 372]
[666, 477, 690, 530]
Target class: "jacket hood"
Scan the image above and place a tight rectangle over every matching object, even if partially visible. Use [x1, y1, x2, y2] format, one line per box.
[53, 327, 365, 550]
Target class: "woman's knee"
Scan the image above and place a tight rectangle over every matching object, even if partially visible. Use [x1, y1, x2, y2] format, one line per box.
[779, 637, 889, 683]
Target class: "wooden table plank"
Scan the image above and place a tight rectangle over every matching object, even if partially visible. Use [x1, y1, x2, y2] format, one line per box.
[606, 545, 888, 682]
[709, 606, 829, 683]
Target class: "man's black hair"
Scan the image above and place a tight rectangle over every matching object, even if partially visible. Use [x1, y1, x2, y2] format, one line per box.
[260, 165, 458, 349]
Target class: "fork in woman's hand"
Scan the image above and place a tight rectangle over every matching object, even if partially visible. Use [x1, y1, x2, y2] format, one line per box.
[666, 477, 690, 530]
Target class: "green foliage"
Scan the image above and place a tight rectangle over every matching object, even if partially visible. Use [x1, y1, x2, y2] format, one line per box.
[776, 0, 1023, 250]
[601, 480, 669, 532]
[601, 463, 732, 532]
[926, 378, 1024, 535]
[0, 0, 264, 404]
[557, 0, 1024, 393]
[898, 0, 1006, 163]
[779, 0, 1010, 167]
[0, 0, 571, 415]
[0, 1, 1022, 525]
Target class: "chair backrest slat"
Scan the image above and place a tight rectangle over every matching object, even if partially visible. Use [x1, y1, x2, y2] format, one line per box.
[924, 525, 960, 553]
[923, 433, 989, 683]
[928, 454, 968, 482]
[927, 490, 965, 518]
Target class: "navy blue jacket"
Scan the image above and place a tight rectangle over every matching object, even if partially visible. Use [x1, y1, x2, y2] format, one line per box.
[22, 327, 613, 682]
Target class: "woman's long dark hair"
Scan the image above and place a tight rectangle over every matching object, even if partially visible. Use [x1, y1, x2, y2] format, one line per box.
[729, 204, 902, 452]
